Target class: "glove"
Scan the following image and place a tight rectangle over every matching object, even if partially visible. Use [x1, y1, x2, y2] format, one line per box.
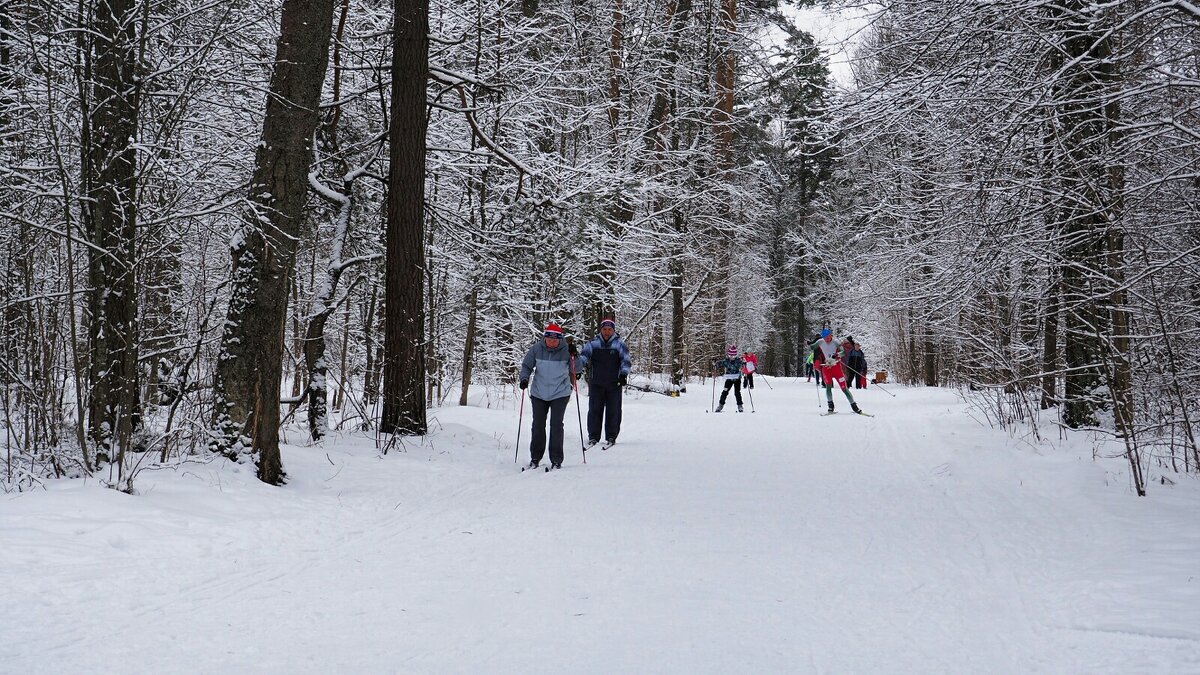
[519, 380, 528, 390]
[568, 343, 578, 356]
[575, 371, 583, 381]
[618, 373, 627, 386]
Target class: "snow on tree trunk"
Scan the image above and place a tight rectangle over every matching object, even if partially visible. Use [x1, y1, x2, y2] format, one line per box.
[210, 0, 336, 484]
[84, 0, 141, 474]
[459, 289, 477, 407]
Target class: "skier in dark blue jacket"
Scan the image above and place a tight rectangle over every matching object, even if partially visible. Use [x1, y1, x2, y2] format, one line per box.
[576, 317, 632, 447]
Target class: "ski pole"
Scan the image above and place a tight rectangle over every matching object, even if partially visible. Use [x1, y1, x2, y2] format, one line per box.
[709, 370, 717, 412]
[845, 363, 896, 398]
[759, 374, 774, 390]
[514, 388, 526, 463]
[746, 385, 755, 413]
[570, 354, 586, 464]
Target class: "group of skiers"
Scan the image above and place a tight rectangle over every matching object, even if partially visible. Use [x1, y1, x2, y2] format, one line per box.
[806, 333, 869, 390]
[711, 345, 758, 413]
[517, 318, 867, 468]
[810, 329, 864, 415]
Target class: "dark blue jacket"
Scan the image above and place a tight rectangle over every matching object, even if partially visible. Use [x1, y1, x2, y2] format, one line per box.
[715, 357, 745, 380]
[577, 333, 631, 386]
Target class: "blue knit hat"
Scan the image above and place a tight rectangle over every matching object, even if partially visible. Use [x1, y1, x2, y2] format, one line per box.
[821, 328, 832, 339]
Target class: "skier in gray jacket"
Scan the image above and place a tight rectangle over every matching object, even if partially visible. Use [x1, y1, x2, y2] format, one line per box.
[518, 323, 575, 469]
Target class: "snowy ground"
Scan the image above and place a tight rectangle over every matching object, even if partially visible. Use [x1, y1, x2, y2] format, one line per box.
[3, 380, 1199, 673]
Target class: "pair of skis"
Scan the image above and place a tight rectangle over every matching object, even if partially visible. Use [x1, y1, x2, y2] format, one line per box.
[521, 463, 563, 473]
[821, 410, 874, 417]
[520, 440, 614, 472]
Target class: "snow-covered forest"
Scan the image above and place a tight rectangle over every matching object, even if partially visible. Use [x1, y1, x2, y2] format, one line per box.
[1, 0, 1198, 497]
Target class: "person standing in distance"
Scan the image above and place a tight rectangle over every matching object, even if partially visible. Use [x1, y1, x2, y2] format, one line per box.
[518, 323, 574, 469]
[849, 340, 868, 389]
[575, 317, 632, 448]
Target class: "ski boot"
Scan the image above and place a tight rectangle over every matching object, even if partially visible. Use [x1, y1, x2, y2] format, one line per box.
[714, 402, 724, 412]
[851, 402, 863, 415]
[827, 401, 835, 414]
[551, 462, 562, 470]
[737, 405, 744, 413]
[528, 459, 540, 469]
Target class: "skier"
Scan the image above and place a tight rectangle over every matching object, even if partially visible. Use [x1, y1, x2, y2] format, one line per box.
[713, 345, 745, 412]
[804, 343, 815, 382]
[575, 317, 631, 447]
[812, 329, 864, 415]
[741, 351, 759, 390]
[518, 323, 575, 469]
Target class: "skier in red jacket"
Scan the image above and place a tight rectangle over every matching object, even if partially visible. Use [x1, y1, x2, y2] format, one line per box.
[741, 351, 758, 389]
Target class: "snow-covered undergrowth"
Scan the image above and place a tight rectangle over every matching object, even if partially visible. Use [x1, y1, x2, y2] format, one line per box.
[3, 381, 1198, 673]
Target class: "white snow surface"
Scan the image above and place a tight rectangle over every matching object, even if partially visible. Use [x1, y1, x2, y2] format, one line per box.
[4, 382, 1200, 673]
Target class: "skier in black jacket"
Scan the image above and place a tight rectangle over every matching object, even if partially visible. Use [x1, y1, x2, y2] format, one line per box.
[575, 317, 632, 447]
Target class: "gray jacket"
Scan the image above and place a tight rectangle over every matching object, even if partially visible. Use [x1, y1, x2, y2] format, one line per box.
[519, 338, 574, 401]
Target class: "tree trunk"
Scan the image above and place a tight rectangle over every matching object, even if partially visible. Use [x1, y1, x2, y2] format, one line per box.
[670, 248, 685, 388]
[923, 333, 937, 387]
[381, 0, 429, 436]
[210, 0, 336, 484]
[713, 0, 737, 170]
[304, 300, 333, 441]
[362, 282, 380, 407]
[606, 0, 624, 142]
[1054, 2, 1114, 430]
[459, 289, 478, 406]
[84, 0, 141, 469]
[1041, 269, 1059, 409]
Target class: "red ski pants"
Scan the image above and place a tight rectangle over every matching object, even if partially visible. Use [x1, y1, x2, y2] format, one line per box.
[821, 362, 848, 390]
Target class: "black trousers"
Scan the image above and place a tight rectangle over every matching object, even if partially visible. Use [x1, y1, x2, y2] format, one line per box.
[587, 382, 622, 441]
[529, 396, 569, 465]
[719, 378, 743, 405]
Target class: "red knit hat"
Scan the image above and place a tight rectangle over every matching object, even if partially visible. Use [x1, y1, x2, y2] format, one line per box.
[727, 344, 738, 357]
[544, 323, 564, 338]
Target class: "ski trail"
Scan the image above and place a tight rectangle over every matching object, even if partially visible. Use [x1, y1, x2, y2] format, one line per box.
[2, 382, 1198, 673]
